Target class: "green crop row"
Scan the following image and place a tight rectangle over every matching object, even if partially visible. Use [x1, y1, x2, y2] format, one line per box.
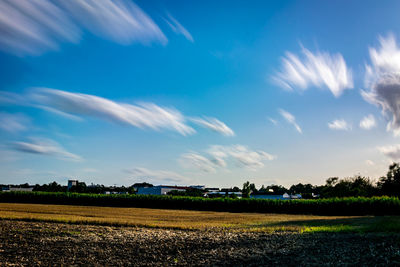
[0, 191, 399, 215]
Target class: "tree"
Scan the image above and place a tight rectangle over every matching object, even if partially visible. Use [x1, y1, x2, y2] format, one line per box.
[326, 177, 339, 187]
[249, 183, 257, 194]
[232, 186, 240, 192]
[265, 185, 288, 195]
[69, 182, 87, 193]
[378, 162, 400, 197]
[242, 181, 251, 198]
[132, 182, 153, 188]
[289, 183, 314, 194]
[321, 176, 376, 198]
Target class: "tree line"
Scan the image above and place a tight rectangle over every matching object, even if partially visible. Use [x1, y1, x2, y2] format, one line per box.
[242, 163, 400, 198]
[2, 163, 400, 198]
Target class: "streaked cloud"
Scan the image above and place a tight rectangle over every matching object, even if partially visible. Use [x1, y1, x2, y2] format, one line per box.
[59, 0, 167, 45]
[359, 114, 376, 130]
[35, 105, 83, 121]
[279, 109, 302, 133]
[179, 152, 217, 173]
[328, 119, 351, 131]
[0, 91, 28, 105]
[0, 112, 30, 132]
[273, 46, 353, 97]
[361, 34, 400, 135]
[378, 144, 400, 161]
[0, 0, 80, 56]
[29, 88, 196, 136]
[164, 13, 194, 42]
[208, 145, 276, 170]
[268, 117, 278, 125]
[190, 117, 235, 136]
[125, 167, 188, 184]
[0, 0, 166, 56]
[2, 88, 234, 137]
[11, 138, 82, 161]
[180, 145, 275, 172]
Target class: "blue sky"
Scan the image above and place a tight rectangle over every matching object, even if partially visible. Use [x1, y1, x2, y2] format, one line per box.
[1, 0, 400, 188]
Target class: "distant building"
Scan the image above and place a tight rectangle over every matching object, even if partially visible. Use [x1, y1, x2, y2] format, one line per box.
[137, 185, 187, 195]
[205, 188, 220, 192]
[289, 194, 302, 199]
[104, 191, 128, 195]
[10, 187, 33, 192]
[250, 194, 286, 200]
[250, 193, 302, 200]
[67, 180, 78, 190]
[206, 191, 242, 197]
[131, 182, 153, 193]
[1, 186, 9, 191]
[2, 186, 33, 192]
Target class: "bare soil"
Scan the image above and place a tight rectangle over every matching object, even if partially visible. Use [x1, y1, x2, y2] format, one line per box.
[1, 220, 399, 266]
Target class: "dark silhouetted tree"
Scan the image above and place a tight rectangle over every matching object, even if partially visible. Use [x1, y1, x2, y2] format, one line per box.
[378, 162, 400, 197]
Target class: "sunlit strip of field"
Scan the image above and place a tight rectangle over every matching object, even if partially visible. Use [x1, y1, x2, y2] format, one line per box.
[0, 203, 399, 232]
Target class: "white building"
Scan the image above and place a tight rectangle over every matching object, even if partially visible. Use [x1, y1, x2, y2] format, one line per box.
[3, 187, 34, 192]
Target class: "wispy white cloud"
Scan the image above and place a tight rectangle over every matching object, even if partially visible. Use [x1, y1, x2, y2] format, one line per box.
[279, 109, 302, 133]
[273, 46, 353, 97]
[59, 0, 167, 45]
[361, 34, 400, 136]
[0, 0, 80, 56]
[378, 144, 400, 161]
[125, 167, 188, 184]
[0, 112, 30, 132]
[179, 145, 275, 172]
[164, 13, 193, 42]
[190, 117, 235, 136]
[268, 117, 278, 125]
[328, 119, 351, 131]
[208, 145, 276, 170]
[0, 91, 82, 121]
[35, 105, 84, 121]
[179, 153, 217, 173]
[0, 91, 28, 105]
[3, 88, 234, 137]
[0, 0, 166, 56]
[11, 137, 82, 161]
[359, 114, 376, 130]
[29, 88, 195, 136]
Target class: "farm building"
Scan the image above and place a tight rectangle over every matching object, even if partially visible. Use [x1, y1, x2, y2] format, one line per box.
[67, 180, 78, 190]
[137, 185, 188, 195]
[1, 186, 33, 192]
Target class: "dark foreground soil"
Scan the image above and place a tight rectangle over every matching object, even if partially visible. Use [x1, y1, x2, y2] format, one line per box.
[0, 220, 400, 266]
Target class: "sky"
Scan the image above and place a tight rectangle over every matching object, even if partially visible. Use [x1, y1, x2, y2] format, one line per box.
[2, 0, 400, 188]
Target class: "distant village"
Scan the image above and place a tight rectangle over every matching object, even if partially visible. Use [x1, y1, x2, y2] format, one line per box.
[2, 171, 397, 199]
[0, 179, 304, 200]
